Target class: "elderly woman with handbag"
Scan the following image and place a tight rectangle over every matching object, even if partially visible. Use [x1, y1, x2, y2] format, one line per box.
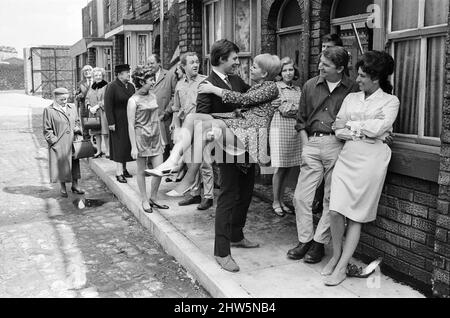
[269, 57, 302, 217]
[86, 67, 109, 158]
[43, 87, 85, 197]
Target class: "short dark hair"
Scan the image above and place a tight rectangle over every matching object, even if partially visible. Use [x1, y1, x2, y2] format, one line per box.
[131, 66, 153, 89]
[210, 39, 240, 67]
[279, 57, 300, 81]
[322, 46, 350, 76]
[322, 33, 343, 47]
[356, 51, 395, 94]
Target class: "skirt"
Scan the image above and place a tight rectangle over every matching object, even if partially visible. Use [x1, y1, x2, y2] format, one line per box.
[329, 140, 391, 223]
[269, 112, 302, 167]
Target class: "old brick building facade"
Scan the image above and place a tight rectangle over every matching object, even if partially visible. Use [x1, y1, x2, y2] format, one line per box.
[70, 0, 449, 297]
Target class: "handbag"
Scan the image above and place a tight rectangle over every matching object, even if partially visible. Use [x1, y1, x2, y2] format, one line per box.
[72, 136, 96, 159]
[82, 117, 101, 130]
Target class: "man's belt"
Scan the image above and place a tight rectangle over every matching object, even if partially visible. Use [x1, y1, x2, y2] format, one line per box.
[309, 132, 335, 137]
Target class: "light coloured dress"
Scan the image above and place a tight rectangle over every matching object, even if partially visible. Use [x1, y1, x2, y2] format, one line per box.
[130, 93, 164, 157]
[86, 81, 109, 135]
[214, 81, 279, 165]
[330, 88, 400, 223]
[269, 81, 302, 167]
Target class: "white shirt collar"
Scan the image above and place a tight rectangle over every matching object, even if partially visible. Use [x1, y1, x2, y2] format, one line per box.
[359, 88, 384, 102]
[212, 68, 228, 81]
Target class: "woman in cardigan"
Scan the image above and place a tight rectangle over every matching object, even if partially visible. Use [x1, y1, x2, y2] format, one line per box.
[43, 88, 84, 197]
[269, 57, 302, 217]
[86, 67, 109, 158]
[322, 51, 399, 286]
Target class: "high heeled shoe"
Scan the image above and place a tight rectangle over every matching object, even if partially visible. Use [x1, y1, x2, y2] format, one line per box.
[145, 162, 180, 177]
[71, 187, 85, 195]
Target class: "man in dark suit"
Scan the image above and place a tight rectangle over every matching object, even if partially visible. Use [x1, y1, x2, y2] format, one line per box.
[196, 39, 259, 273]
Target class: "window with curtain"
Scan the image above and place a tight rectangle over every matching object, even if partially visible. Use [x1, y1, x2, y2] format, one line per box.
[202, 0, 222, 75]
[137, 35, 148, 66]
[389, 0, 448, 142]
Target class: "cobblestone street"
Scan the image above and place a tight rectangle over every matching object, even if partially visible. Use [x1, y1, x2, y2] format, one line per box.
[0, 92, 209, 298]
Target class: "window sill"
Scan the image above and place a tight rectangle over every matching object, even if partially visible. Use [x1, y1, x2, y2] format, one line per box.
[389, 141, 440, 183]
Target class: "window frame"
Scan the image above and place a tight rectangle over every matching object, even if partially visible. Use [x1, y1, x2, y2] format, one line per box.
[137, 33, 149, 66]
[386, 0, 446, 147]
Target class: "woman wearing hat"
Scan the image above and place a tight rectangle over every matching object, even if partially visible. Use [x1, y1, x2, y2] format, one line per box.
[104, 64, 136, 183]
[43, 88, 85, 197]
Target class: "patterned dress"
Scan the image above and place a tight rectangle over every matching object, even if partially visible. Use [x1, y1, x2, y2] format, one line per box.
[269, 81, 302, 167]
[212, 81, 279, 164]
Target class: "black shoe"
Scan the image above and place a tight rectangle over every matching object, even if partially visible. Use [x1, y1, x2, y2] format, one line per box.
[71, 187, 85, 195]
[178, 195, 201, 206]
[60, 190, 68, 198]
[197, 198, 213, 210]
[123, 170, 132, 178]
[303, 241, 325, 264]
[116, 175, 127, 183]
[287, 241, 313, 260]
[149, 198, 169, 210]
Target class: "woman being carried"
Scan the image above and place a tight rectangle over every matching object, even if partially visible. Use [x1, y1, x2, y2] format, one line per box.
[145, 53, 281, 178]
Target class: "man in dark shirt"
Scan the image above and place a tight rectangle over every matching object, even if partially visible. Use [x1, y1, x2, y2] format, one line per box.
[287, 46, 359, 264]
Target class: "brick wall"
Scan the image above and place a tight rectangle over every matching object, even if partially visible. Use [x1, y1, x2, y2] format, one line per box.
[113, 35, 124, 67]
[354, 173, 438, 292]
[432, 8, 450, 298]
[178, 0, 203, 68]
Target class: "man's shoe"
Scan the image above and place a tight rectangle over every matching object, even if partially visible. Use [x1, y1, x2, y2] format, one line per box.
[178, 194, 201, 206]
[197, 198, 213, 210]
[231, 238, 260, 248]
[123, 170, 132, 178]
[287, 241, 313, 260]
[303, 241, 325, 264]
[215, 255, 240, 272]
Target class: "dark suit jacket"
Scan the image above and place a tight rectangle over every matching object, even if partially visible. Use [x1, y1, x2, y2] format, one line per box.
[196, 71, 250, 114]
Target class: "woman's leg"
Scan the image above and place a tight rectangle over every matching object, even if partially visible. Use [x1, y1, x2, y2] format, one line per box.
[136, 157, 150, 209]
[272, 168, 285, 215]
[325, 218, 362, 285]
[94, 134, 102, 155]
[115, 163, 122, 176]
[60, 182, 66, 192]
[103, 134, 109, 156]
[321, 210, 345, 276]
[149, 154, 164, 200]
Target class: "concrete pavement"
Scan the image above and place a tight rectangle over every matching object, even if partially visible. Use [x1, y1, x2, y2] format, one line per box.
[90, 158, 426, 298]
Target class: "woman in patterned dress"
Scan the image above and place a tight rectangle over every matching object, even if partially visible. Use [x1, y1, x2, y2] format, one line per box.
[269, 57, 302, 217]
[322, 51, 399, 286]
[145, 53, 281, 178]
[128, 67, 167, 213]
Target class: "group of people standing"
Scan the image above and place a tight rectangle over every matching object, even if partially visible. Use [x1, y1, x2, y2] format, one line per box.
[42, 32, 399, 286]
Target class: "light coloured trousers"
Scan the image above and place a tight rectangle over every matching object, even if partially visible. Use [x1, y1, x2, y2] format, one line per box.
[190, 160, 214, 199]
[293, 135, 343, 244]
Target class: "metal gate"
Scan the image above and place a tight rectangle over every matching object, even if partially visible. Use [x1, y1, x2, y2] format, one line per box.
[29, 47, 74, 101]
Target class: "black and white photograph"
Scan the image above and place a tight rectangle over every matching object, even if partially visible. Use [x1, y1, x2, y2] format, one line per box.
[0, 0, 449, 302]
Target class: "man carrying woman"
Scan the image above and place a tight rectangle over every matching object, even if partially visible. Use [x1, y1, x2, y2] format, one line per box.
[146, 40, 281, 272]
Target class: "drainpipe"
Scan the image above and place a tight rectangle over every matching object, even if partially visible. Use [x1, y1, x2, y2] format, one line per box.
[160, 0, 164, 65]
[302, 0, 310, 85]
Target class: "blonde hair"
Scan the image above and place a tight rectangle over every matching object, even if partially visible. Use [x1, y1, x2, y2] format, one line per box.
[92, 67, 105, 77]
[254, 54, 281, 81]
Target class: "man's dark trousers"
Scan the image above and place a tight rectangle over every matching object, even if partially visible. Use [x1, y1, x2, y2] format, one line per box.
[214, 163, 255, 257]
